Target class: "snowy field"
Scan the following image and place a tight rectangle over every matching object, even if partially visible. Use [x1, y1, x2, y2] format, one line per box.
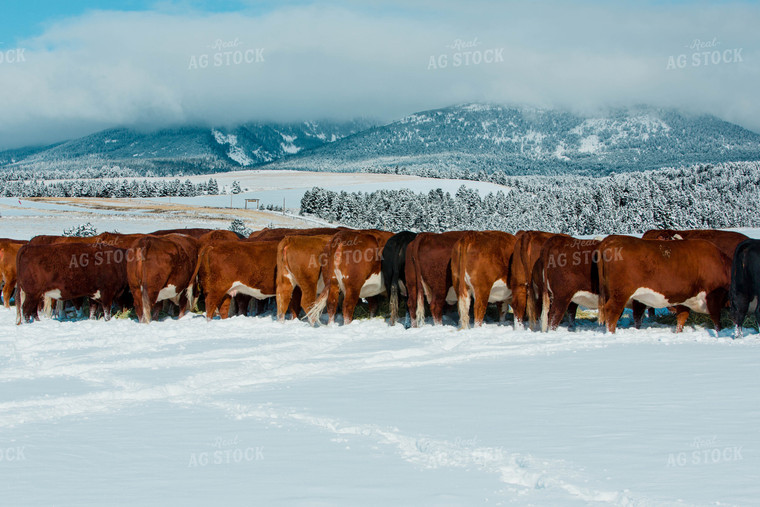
[1, 192, 760, 506]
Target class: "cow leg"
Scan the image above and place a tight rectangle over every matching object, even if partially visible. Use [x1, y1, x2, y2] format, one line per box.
[204, 292, 226, 320]
[89, 300, 99, 320]
[603, 298, 627, 334]
[2, 282, 13, 309]
[558, 301, 578, 331]
[512, 286, 527, 329]
[499, 300, 509, 324]
[289, 288, 303, 319]
[22, 291, 39, 323]
[632, 301, 647, 329]
[367, 295, 380, 318]
[325, 281, 341, 325]
[430, 297, 445, 326]
[674, 306, 690, 333]
[218, 296, 233, 319]
[706, 290, 727, 333]
[276, 276, 295, 321]
[472, 290, 490, 327]
[342, 288, 360, 325]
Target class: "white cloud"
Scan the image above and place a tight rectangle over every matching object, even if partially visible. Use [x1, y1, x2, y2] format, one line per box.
[0, 1, 758, 149]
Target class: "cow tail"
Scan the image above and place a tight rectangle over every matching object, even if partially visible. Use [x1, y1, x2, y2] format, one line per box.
[15, 286, 24, 325]
[136, 243, 151, 324]
[389, 283, 399, 327]
[306, 242, 335, 325]
[413, 243, 426, 328]
[455, 236, 471, 330]
[191, 244, 209, 313]
[540, 271, 550, 333]
[596, 247, 607, 326]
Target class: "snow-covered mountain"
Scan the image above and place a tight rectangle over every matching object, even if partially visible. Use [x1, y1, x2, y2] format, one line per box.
[0, 120, 373, 176]
[3, 104, 759, 177]
[263, 104, 760, 176]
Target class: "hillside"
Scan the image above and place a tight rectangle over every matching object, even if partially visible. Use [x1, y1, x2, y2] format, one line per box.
[262, 104, 760, 176]
[0, 120, 373, 176]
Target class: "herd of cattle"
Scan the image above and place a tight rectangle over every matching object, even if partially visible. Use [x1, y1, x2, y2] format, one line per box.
[1, 226, 759, 336]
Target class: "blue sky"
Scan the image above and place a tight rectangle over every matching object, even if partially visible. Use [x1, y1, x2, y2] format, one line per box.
[0, 1, 758, 149]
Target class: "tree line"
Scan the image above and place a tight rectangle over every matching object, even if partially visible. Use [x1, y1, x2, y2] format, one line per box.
[302, 161, 760, 235]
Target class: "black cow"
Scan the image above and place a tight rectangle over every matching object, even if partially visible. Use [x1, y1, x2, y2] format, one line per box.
[730, 239, 760, 338]
[381, 231, 417, 326]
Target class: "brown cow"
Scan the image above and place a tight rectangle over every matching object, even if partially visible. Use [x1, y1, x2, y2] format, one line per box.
[150, 228, 216, 238]
[597, 235, 731, 333]
[248, 227, 343, 241]
[276, 234, 336, 322]
[508, 231, 563, 329]
[531, 236, 601, 332]
[639, 229, 748, 322]
[127, 234, 200, 323]
[195, 240, 279, 320]
[16, 243, 129, 324]
[0, 239, 28, 308]
[405, 231, 468, 327]
[642, 229, 748, 259]
[306, 229, 393, 325]
[451, 231, 517, 329]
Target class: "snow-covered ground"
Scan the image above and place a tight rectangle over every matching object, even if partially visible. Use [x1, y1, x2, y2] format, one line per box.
[2, 310, 759, 506]
[1, 194, 760, 506]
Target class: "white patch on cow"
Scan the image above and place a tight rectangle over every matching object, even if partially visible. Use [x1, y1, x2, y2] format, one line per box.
[630, 287, 709, 314]
[445, 286, 458, 305]
[335, 268, 346, 294]
[464, 272, 474, 296]
[228, 281, 273, 300]
[682, 291, 708, 314]
[571, 290, 599, 309]
[157, 284, 178, 302]
[749, 296, 758, 313]
[91, 290, 102, 300]
[359, 272, 385, 298]
[421, 278, 433, 304]
[44, 289, 62, 300]
[630, 287, 670, 308]
[284, 271, 296, 287]
[398, 279, 407, 296]
[488, 279, 511, 303]
[317, 274, 325, 294]
[673, 234, 684, 240]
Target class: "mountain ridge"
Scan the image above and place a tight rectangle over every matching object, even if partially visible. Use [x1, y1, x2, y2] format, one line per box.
[2, 104, 759, 177]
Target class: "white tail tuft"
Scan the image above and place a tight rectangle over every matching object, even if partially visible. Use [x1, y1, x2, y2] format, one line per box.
[458, 293, 471, 330]
[306, 290, 328, 326]
[415, 290, 425, 328]
[389, 285, 399, 326]
[141, 285, 151, 323]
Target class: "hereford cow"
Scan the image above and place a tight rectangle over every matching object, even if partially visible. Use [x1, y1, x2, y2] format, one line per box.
[530, 236, 601, 332]
[380, 231, 417, 326]
[509, 230, 562, 329]
[127, 234, 200, 323]
[451, 231, 516, 329]
[306, 229, 394, 325]
[16, 243, 129, 324]
[150, 228, 215, 238]
[639, 229, 748, 321]
[642, 229, 748, 259]
[275, 234, 336, 322]
[597, 235, 731, 333]
[248, 227, 343, 241]
[195, 240, 279, 320]
[405, 231, 468, 327]
[729, 239, 760, 338]
[0, 239, 28, 308]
